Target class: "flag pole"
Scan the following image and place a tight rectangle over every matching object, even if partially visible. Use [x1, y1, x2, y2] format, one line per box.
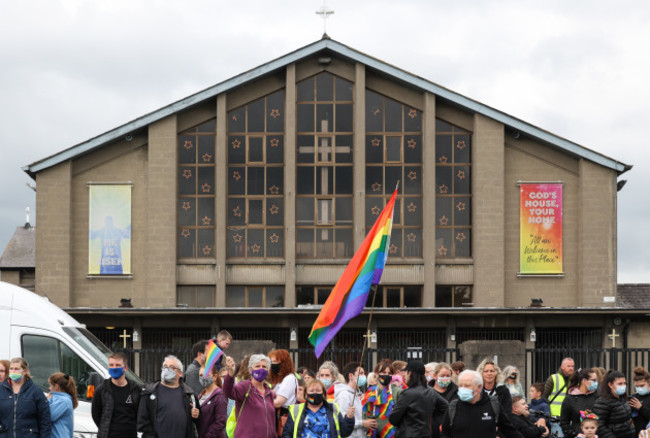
[358, 283, 379, 374]
[358, 181, 398, 378]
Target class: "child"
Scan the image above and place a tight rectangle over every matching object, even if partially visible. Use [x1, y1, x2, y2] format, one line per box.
[296, 378, 306, 403]
[48, 373, 78, 438]
[528, 382, 550, 425]
[577, 417, 598, 438]
[366, 372, 378, 388]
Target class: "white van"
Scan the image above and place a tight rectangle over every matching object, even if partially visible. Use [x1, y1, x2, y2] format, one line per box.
[0, 281, 142, 437]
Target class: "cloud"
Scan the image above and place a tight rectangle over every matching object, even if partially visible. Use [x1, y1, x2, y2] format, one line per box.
[1, 0, 648, 283]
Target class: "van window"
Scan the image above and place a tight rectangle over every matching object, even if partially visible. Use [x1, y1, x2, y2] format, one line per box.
[22, 334, 95, 401]
[21, 335, 59, 391]
[61, 342, 94, 400]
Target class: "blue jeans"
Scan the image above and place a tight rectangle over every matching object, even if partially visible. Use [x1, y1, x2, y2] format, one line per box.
[550, 422, 564, 437]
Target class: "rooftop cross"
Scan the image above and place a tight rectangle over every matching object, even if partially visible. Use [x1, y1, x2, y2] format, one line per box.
[315, 0, 334, 38]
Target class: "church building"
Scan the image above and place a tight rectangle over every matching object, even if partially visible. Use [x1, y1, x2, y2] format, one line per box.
[23, 37, 643, 382]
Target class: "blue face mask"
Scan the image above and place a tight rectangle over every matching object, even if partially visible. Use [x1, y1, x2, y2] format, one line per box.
[357, 375, 367, 388]
[108, 367, 125, 379]
[615, 385, 627, 396]
[321, 379, 332, 389]
[458, 387, 474, 402]
[636, 386, 649, 396]
[588, 381, 598, 392]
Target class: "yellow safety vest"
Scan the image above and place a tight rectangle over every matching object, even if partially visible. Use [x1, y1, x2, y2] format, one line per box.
[549, 373, 567, 416]
[289, 403, 342, 438]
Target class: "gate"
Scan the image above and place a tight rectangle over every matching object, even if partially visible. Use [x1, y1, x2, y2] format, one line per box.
[525, 348, 650, 391]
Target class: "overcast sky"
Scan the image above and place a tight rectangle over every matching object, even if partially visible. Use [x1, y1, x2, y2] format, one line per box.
[1, 0, 648, 283]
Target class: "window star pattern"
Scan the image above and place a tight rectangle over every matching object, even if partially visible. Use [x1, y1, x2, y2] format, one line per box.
[296, 72, 354, 259]
[365, 89, 422, 258]
[435, 119, 471, 258]
[227, 90, 285, 258]
[178, 119, 216, 258]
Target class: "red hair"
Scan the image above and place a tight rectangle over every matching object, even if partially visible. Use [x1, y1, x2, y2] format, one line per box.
[268, 349, 295, 386]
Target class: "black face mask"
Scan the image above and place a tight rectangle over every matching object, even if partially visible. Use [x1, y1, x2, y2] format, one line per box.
[378, 374, 392, 387]
[307, 393, 324, 405]
[271, 363, 281, 374]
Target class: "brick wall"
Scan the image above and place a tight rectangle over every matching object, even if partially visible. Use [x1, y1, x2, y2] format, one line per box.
[36, 162, 72, 306]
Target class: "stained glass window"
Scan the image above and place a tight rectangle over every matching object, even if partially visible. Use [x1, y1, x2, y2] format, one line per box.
[227, 90, 285, 259]
[178, 119, 216, 258]
[365, 90, 422, 258]
[435, 120, 471, 258]
[296, 72, 354, 259]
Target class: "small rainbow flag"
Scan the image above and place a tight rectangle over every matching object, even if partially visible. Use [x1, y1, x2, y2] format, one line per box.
[204, 340, 224, 373]
[308, 187, 397, 358]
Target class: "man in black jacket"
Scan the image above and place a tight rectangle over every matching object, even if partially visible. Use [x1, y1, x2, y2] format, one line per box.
[441, 370, 523, 438]
[137, 355, 200, 438]
[91, 352, 143, 438]
[510, 396, 550, 438]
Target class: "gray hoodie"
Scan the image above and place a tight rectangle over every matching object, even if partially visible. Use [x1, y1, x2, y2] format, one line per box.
[334, 383, 365, 438]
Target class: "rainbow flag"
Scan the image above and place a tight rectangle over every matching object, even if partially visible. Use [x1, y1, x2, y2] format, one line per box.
[204, 339, 223, 373]
[308, 187, 397, 358]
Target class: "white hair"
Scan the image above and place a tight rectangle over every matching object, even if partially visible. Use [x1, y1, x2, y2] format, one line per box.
[248, 354, 270, 370]
[459, 369, 483, 388]
[163, 355, 184, 373]
[425, 362, 438, 372]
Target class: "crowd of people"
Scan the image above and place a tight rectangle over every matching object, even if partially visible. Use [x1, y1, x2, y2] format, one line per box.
[3, 335, 650, 438]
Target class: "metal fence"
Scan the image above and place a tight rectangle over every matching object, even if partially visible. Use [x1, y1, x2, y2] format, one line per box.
[118, 346, 460, 383]
[524, 347, 650, 390]
[115, 344, 650, 386]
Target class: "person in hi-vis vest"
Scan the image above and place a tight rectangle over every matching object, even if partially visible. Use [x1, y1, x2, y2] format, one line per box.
[282, 380, 355, 438]
[542, 357, 575, 437]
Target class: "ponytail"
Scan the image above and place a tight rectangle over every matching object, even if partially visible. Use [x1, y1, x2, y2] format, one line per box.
[49, 372, 79, 408]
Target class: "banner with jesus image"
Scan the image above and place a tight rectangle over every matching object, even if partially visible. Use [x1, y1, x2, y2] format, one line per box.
[88, 184, 132, 275]
[519, 183, 563, 275]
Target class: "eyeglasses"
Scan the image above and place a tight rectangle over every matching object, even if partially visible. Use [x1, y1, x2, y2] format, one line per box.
[162, 366, 180, 372]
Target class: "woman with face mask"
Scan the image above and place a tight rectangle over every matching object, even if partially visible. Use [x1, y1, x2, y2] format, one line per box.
[432, 363, 458, 403]
[628, 367, 650, 436]
[318, 361, 341, 403]
[281, 380, 355, 438]
[361, 359, 402, 438]
[560, 368, 600, 438]
[222, 354, 276, 438]
[0, 357, 52, 437]
[269, 349, 299, 436]
[592, 370, 636, 438]
[197, 365, 227, 438]
[502, 365, 525, 398]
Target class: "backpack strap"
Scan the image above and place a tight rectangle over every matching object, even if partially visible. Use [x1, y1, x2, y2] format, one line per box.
[448, 399, 458, 428]
[236, 383, 253, 423]
[489, 395, 500, 419]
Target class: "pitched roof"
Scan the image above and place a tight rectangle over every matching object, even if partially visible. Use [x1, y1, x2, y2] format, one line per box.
[0, 225, 35, 269]
[23, 38, 631, 177]
[617, 283, 650, 308]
